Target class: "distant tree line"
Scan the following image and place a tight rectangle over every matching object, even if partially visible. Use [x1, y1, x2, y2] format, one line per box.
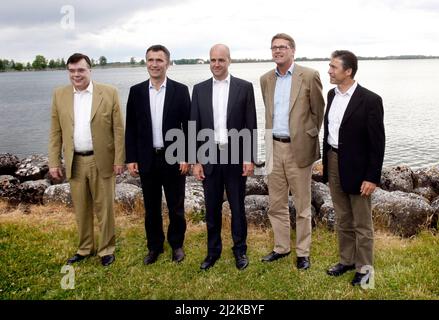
[1, 54, 438, 72]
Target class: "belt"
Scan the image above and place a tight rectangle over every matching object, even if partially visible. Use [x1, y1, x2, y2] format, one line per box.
[273, 136, 291, 143]
[154, 147, 164, 154]
[329, 146, 339, 154]
[74, 150, 94, 156]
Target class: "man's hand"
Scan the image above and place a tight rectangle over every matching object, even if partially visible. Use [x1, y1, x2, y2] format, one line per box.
[242, 162, 254, 176]
[127, 162, 139, 177]
[192, 164, 205, 181]
[113, 165, 125, 176]
[49, 167, 63, 180]
[180, 162, 190, 175]
[360, 181, 377, 197]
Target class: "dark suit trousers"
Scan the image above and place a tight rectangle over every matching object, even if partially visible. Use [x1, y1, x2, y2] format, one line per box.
[203, 164, 247, 257]
[140, 152, 186, 252]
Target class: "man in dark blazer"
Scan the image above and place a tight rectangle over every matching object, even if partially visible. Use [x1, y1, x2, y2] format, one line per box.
[191, 44, 257, 270]
[322, 50, 385, 286]
[125, 45, 191, 265]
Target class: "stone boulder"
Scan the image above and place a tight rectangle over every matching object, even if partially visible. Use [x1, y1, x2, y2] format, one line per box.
[320, 201, 336, 231]
[115, 183, 143, 210]
[184, 176, 205, 214]
[372, 188, 434, 237]
[413, 165, 439, 193]
[431, 197, 439, 229]
[222, 195, 269, 227]
[43, 183, 73, 206]
[0, 175, 21, 203]
[312, 160, 324, 183]
[380, 165, 414, 193]
[15, 155, 49, 182]
[18, 179, 51, 204]
[115, 171, 141, 188]
[311, 181, 335, 230]
[0, 153, 20, 176]
[412, 187, 438, 202]
[245, 175, 268, 195]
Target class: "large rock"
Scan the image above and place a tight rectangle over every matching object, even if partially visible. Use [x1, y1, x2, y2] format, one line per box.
[43, 183, 73, 206]
[311, 181, 331, 212]
[15, 155, 49, 182]
[222, 195, 269, 227]
[412, 187, 438, 202]
[18, 179, 51, 204]
[115, 183, 143, 210]
[245, 175, 268, 195]
[413, 165, 439, 193]
[320, 200, 336, 231]
[115, 171, 141, 188]
[380, 165, 414, 193]
[312, 160, 324, 183]
[0, 175, 21, 203]
[431, 197, 439, 229]
[372, 188, 434, 237]
[184, 176, 205, 214]
[0, 153, 20, 176]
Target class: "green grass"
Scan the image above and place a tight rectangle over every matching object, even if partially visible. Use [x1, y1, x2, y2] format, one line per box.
[1, 203, 439, 300]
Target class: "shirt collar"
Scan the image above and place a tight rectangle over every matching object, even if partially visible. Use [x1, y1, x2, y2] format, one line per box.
[335, 81, 358, 97]
[149, 78, 167, 90]
[275, 63, 295, 77]
[73, 81, 93, 94]
[213, 73, 231, 85]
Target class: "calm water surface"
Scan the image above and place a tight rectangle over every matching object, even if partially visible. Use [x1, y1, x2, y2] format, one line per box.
[0, 60, 438, 169]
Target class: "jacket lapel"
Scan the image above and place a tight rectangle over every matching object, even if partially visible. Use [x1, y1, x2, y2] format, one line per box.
[64, 85, 74, 122]
[205, 79, 214, 129]
[289, 65, 303, 114]
[162, 77, 174, 126]
[226, 75, 239, 123]
[90, 81, 103, 121]
[266, 71, 276, 120]
[341, 84, 363, 126]
[142, 80, 152, 127]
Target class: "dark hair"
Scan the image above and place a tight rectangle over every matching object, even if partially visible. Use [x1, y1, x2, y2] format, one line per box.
[331, 50, 358, 78]
[271, 33, 296, 50]
[66, 53, 92, 68]
[146, 45, 171, 62]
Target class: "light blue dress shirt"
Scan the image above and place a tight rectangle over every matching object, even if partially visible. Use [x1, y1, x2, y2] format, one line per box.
[273, 64, 294, 137]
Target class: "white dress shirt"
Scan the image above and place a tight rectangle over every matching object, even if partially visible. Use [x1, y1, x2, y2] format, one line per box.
[328, 81, 358, 148]
[212, 74, 230, 145]
[73, 82, 94, 152]
[149, 79, 167, 148]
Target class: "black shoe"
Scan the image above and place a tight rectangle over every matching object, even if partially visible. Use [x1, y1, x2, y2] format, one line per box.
[297, 256, 311, 270]
[261, 251, 290, 262]
[234, 254, 249, 270]
[101, 254, 115, 267]
[326, 263, 356, 276]
[143, 250, 163, 265]
[200, 256, 219, 270]
[66, 254, 89, 265]
[351, 272, 370, 286]
[172, 248, 185, 263]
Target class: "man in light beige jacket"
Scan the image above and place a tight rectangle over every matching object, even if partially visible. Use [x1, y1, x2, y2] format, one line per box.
[260, 33, 325, 269]
[49, 53, 125, 267]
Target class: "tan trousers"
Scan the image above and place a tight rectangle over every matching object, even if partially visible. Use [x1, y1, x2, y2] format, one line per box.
[328, 150, 374, 271]
[267, 141, 313, 257]
[69, 155, 116, 257]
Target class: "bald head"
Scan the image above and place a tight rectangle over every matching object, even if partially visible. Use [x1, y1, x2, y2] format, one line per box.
[209, 44, 231, 80]
[210, 44, 231, 60]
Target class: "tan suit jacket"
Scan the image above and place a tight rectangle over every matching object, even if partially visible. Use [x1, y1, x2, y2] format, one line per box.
[260, 64, 325, 170]
[49, 81, 125, 180]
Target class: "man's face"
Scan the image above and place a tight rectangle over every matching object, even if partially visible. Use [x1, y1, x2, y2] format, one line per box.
[68, 59, 91, 91]
[146, 50, 169, 81]
[210, 46, 231, 80]
[328, 57, 351, 85]
[271, 38, 295, 67]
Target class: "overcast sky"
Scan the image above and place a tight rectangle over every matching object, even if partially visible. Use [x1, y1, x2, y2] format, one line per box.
[1, 0, 439, 63]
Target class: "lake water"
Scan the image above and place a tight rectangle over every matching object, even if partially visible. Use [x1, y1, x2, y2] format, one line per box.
[0, 60, 438, 169]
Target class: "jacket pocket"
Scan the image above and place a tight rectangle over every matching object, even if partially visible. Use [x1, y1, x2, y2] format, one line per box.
[306, 127, 319, 137]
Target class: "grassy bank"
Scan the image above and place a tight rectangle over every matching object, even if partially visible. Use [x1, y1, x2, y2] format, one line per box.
[1, 201, 438, 300]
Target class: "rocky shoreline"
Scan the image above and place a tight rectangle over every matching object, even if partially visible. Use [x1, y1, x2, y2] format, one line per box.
[1, 153, 438, 238]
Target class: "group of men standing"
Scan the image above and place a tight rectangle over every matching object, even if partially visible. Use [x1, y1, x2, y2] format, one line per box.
[48, 33, 385, 286]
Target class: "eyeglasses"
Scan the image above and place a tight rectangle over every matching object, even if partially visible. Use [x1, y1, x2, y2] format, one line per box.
[270, 45, 290, 51]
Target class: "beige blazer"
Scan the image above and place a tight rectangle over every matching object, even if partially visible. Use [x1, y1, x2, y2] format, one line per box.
[48, 81, 125, 179]
[260, 64, 325, 171]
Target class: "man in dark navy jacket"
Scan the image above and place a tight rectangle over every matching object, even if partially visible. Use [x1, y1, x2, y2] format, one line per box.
[322, 50, 385, 286]
[125, 45, 191, 265]
[191, 44, 257, 270]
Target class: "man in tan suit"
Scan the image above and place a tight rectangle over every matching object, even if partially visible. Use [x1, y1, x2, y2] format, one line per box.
[49, 53, 125, 267]
[260, 33, 325, 269]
